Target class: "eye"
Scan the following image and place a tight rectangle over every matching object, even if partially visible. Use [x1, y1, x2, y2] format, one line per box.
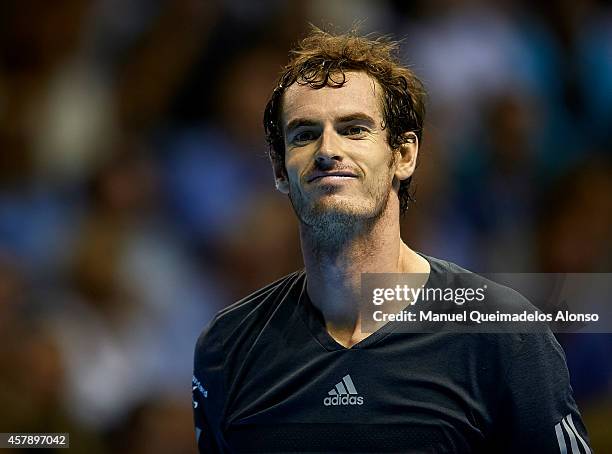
[343, 125, 368, 137]
[293, 130, 317, 144]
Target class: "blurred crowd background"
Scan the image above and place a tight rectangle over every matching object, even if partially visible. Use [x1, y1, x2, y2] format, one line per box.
[1, 0, 611, 452]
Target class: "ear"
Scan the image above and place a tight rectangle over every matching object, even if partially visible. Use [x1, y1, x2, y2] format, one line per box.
[271, 154, 290, 194]
[394, 132, 419, 181]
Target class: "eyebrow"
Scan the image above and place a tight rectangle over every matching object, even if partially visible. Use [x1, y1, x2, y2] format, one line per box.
[285, 118, 318, 134]
[285, 113, 377, 134]
[336, 113, 377, 126]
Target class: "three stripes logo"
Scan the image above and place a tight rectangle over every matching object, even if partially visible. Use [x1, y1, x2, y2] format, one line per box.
[323, 374, 364, 406]
[555, 414, 591, 454]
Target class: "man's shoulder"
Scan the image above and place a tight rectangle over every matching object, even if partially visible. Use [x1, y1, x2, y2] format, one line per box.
[424, 253, 561, 353]
[195, 269, 305, 354]
[424, 253, 536, 313]
[216, 269, 305, 325]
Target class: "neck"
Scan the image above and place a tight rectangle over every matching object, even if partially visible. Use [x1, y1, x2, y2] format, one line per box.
[301, 198, 430, 347]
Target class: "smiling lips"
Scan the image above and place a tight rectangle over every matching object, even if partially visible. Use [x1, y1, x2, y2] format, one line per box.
[307, 170, 359, 183]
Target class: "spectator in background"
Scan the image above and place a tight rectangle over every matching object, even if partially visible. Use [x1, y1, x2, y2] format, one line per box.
[47, 148, 219, 431]
[162, 45, 285, 244]
[536, 156, 612, 450]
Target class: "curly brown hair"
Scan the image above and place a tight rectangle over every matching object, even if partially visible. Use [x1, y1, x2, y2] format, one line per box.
[263, 26, 427, 214]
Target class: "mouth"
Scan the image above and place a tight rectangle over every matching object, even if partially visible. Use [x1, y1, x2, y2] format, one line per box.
[307, 171, 358, 183]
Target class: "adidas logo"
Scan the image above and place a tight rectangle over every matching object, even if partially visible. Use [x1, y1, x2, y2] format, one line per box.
[323, 374, 364, 406]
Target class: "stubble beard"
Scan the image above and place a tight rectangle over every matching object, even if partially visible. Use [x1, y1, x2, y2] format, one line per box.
[288, 172, 394, 252]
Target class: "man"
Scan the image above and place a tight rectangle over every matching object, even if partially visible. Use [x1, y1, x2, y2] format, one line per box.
[192, 28, 592, 453]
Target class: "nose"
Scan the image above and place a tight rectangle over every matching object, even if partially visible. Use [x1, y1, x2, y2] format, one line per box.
[315, 127, 342, 169]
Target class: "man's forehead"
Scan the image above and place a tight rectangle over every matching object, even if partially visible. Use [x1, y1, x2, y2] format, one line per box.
[282, 71, 383, 123]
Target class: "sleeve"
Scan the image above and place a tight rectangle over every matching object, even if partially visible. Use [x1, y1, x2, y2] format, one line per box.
[492, 330, 593, 454]
[192, 319, 227, 453]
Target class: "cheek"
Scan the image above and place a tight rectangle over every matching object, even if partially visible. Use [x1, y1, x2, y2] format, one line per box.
[284, 153, 306, 184]
[361, 147, 395, 179]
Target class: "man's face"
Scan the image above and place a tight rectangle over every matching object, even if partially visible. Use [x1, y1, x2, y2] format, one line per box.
[278, 71, 398, 229]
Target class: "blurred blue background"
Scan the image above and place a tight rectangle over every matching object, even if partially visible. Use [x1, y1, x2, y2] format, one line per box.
[0, 0, 610, 452]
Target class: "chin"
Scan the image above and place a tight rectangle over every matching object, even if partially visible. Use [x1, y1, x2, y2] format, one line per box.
[308, 198, 380, 223]
[290, 187, 391, 227]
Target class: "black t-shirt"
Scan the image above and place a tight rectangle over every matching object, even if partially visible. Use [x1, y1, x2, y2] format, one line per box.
[192, 254, 592, 453]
